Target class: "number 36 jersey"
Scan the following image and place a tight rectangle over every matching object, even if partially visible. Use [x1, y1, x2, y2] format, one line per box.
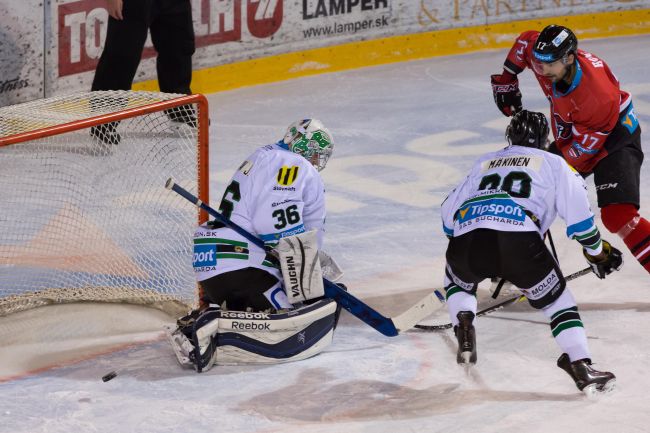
[441, 145, 601, 253]
[192, 142, 326, 282]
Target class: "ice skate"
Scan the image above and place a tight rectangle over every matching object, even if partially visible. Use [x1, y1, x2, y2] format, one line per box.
[90, 122, 121, 155]
[166, 106, 198, 128]
[454, 311, 477, 364]
[557, 353, 616, 396]
[90, 122, 121, 145]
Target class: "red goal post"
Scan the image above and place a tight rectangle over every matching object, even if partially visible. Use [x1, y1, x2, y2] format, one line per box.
[0, 91, 210, 317]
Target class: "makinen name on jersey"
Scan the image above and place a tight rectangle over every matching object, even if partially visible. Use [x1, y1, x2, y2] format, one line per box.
[456, 192, 526, 229]
[481, 154, 543, 171]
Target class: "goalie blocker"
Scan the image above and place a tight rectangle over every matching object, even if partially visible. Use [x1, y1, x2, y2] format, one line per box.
[167, 298, 340, 372]
[275, 229, 344, 303]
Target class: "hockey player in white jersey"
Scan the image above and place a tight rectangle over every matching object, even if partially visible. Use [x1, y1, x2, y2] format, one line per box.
[441, 110, 622, 395]
[194, 118, 332, 312]
[168, 119, 343, 371]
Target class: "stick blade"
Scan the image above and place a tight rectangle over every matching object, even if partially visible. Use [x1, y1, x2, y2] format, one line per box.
[392, 292, 443, 334]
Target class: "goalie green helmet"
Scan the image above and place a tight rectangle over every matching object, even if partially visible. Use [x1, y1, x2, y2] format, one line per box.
[282, 119, 333, 171]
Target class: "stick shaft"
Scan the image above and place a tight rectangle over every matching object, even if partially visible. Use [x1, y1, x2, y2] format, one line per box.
[413, 266, 592, 331]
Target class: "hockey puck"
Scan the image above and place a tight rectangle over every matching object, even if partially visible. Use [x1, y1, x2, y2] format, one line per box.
[102, 371, 117, 382]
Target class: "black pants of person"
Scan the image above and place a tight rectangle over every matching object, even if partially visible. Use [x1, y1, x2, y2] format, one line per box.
[446, 229, 566, 309]
[91, 0, 195, 94]
[593, 125, 643, 208]
[199, 268, 280, 312]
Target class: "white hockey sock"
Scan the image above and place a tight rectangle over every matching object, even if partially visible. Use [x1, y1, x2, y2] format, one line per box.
[446, 290, 477, 327]
[542, 290, 591, 361]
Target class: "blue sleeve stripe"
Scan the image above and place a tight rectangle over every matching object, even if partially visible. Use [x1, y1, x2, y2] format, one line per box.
[566, 216, 595, 238]
[443, 224, 454, 236]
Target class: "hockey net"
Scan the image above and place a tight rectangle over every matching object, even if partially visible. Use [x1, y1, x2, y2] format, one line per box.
[0, 91, 209, 318]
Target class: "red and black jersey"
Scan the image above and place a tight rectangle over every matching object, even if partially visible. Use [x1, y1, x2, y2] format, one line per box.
[502, 31, 637, 174]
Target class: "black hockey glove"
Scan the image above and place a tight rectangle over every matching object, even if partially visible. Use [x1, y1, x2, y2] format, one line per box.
[583, 240, 623, 279]
[491, 73, 523, 117]
[547, 140, 561, 156]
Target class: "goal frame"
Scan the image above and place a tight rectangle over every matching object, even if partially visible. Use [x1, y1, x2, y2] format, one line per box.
[0, 92, 211, 316]
[0, 92, 210, 223]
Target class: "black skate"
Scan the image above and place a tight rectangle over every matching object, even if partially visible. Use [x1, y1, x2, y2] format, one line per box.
[454, 311, 477, 364]
[557, 353, 616, 396]
[166, 106, 198, 128]
[90, 122, 121, 145]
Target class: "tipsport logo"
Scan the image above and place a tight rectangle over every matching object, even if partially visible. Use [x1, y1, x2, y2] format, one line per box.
[193, 244, 217, 269]
[277, 166, 300, 186]
[457, 199, 526, 224]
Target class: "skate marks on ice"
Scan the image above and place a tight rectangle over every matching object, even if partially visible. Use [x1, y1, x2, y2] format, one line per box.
[237, 368, 580, 423]
[0, 303, 177, 381]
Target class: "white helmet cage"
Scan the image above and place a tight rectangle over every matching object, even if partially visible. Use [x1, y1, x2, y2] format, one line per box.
[282, 119, 334, 171]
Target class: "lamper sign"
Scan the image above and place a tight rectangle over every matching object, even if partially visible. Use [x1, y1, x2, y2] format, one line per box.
[57, 0, 283, 76]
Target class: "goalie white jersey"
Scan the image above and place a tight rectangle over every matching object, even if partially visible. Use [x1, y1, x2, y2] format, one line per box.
[193, 142, 326, 281]
[441, 145, 602, 253]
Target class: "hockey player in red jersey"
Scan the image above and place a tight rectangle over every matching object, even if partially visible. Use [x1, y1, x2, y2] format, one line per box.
[491, 24, 650, 275]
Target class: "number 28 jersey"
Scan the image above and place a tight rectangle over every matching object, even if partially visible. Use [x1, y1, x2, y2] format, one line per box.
[441, 145, 601, 252]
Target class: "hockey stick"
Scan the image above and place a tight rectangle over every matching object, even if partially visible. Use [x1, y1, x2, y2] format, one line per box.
[412, 266, 592, 331]
[166, 178, 440, 337]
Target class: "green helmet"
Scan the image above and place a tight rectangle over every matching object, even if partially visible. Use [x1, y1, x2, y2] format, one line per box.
[282, 119, 334, 171]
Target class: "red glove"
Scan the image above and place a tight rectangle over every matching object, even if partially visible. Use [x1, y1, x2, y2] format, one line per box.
[491, 73, 523, 117]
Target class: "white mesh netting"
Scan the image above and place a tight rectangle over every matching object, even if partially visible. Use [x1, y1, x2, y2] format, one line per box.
[0, 91, 208, 317]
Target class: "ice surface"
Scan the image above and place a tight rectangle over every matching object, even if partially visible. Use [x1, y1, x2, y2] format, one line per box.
[1, 34, 649, 433]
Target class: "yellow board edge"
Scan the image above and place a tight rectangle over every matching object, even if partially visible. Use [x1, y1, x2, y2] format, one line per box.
[133, 8, 650, 94]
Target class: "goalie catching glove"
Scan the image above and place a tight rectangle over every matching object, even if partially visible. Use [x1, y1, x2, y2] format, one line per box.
[491, 73, 523, 117]
[583, 240, 623, 279]
[318, 250, 344, 282]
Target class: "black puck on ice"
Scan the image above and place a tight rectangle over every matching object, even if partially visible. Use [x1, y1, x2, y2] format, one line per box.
[102, 371, 117, 382]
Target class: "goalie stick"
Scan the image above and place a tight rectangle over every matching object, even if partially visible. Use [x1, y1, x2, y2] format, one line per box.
[166, 178, 441, 337]
[412, 266, 592, 332]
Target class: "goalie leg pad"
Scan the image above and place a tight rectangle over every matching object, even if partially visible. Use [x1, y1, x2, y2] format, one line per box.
[166, 306, 220, 369]
[165, 324, 195, 368]
[215, 299, 338, 365]
[168, 299, 339, 371]
[190, 309, 222, 373]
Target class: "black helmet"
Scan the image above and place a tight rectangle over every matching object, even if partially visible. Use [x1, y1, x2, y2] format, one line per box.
[506, 110, 550, 149]
[533, 25, 578, 63]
